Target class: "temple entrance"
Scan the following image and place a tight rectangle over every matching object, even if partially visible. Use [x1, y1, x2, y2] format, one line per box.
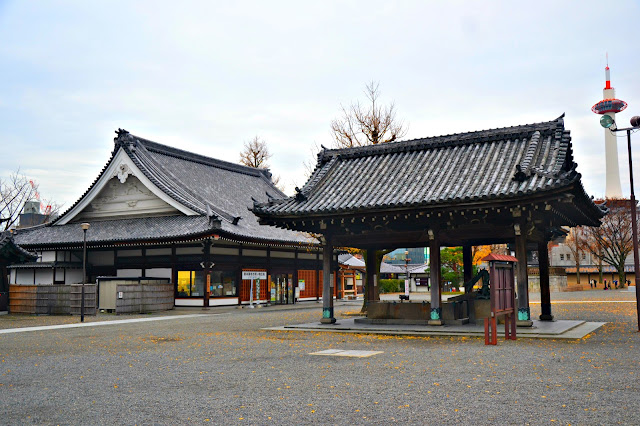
[271, 272, 294, 304]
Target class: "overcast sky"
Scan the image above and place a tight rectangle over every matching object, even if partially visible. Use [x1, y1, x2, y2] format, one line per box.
[1, 1, 639, 210]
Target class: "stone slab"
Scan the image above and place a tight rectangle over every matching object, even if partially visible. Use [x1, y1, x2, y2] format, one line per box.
[308, 349, 384, 357]
[265, 318, 605, 340]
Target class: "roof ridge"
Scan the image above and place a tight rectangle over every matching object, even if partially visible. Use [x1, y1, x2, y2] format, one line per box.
[318, 115, 564, 161]
[131, 135, 273, 180]
[126, 139, 239, 224]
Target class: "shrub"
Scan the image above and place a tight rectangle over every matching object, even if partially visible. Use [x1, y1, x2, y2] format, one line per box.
[379, 279, 404, 294]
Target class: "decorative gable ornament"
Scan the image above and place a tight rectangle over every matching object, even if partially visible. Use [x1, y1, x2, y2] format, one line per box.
[114, 163, 133, 183]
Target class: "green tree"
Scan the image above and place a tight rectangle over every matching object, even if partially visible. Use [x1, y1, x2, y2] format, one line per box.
[440, 247, 463, 287]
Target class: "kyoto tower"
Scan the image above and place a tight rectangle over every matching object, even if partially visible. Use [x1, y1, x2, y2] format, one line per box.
[592, 61, 627, 198]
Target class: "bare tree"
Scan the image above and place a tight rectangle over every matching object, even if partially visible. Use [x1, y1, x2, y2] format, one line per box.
[565, 226, 587, 285]
[1, 170, 59, 230]
[239, 136, 272, 169]
[585, 199, 635, 288]
[239, 136, 286, 192]
[330, 81, 407, 148]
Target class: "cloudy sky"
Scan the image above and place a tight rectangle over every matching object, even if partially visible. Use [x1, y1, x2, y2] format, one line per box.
[1, 1, 639, 210]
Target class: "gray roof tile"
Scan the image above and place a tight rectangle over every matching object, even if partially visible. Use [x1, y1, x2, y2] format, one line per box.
[254, 116, 604, 224]
[15, 131, 315, 248]
[0, 231, 37, 261]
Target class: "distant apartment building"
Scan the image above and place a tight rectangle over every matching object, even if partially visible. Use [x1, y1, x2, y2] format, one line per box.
[549, 242, 636, 287]
[384, 247, 429, 265]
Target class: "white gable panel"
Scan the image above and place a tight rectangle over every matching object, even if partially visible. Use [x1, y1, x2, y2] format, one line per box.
[57, 150, 197, 225]
[75, 176, 179, 220]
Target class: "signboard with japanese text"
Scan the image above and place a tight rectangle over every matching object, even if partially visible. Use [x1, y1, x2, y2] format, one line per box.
[242, 271, 267, 280]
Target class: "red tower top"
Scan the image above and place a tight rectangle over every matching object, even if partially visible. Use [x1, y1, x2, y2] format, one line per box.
[592, 62, 627, 114]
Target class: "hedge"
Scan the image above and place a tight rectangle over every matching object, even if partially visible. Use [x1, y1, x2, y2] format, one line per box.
[379, 279, 404, 294]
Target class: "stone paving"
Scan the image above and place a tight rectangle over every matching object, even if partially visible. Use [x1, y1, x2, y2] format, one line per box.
[0, 289, 638, 425]
[274, 318, 606, 340]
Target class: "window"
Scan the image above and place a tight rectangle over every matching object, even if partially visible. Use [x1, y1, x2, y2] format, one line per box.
[177, 270, 236, 297]
[209, 270, 236, 297]
[559, 254, 564, 261]
[177, 270, 203, 297]
[582, 253, 586, 260]
[566, 254, 571, 261]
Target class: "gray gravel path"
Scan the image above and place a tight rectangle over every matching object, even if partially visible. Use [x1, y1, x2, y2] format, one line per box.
[1, 290, 638, 425]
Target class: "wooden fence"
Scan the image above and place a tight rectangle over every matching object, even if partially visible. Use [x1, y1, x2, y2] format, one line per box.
[9, 284, 96, 315]
[114, 281, 174, 314]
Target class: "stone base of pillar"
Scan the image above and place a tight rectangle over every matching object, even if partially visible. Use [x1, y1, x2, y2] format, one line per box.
[516, 320, 533, 327]
[428, 319, 444, 326]
[539, 314, 555, 321]
[320, 317, 336, 324]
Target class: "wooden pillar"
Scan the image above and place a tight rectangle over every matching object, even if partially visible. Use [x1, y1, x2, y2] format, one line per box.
[321, 238, 336, 324]
[315, 251, 320, 302]
[202, 239, 212, 309]
[463, 244, 473, 284]
[429, 234, 443, 325]
[538, 241, 554, 321]
[293, 249, 298, 304]
[237, 244, 243, 305]
[515, 226, 532, 326]
[335, 252, 340, 299]
[365, 249, 378, 306]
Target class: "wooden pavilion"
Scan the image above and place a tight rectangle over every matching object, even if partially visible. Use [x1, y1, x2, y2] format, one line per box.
[253, 115, 606, 325]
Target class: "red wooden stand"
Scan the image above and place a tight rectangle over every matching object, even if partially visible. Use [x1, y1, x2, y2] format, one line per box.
[482, 254, 518, 345]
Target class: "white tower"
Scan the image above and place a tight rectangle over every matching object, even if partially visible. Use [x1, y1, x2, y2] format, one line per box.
[592, 62, 627, 198]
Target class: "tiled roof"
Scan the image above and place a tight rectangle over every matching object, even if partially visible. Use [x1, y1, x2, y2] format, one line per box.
[337, 253, 406, 273]
[254, 116, 604, 222]
[15, 131, 315, 248]
[482, 253, 519, 262]
[14, 215, 213, 246]
[0, 231, 37, 261]
[16, 209, 314, 249]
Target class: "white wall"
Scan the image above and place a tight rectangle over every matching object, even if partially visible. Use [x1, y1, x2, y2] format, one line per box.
[212, 247, 239, 256]
[117, 269, 142, 277]
[35, 269, 53, 284]
[41, 251, 56, 262]
[15, 269, 33, 284]
[271, 251, 295, 259]
[65, 269, 83, 284]
[145, 268, 171, 279]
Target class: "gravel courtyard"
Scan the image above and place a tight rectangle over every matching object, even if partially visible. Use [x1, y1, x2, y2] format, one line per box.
[1, 289, 638, 425]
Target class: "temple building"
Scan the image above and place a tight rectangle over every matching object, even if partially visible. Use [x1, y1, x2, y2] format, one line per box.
[253, 115, 607, 325]
[9, 130, 331, 309]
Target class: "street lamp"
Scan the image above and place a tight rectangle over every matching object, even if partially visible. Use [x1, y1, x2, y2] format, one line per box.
[80, 222, 90, 322]
[600, 115, 640, 331]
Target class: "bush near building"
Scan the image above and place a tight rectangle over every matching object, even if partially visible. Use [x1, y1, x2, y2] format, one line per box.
[379, 279, 404, 293]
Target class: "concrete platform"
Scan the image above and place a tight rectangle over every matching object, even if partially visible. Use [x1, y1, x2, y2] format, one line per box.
[266, 317, 605, 340]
